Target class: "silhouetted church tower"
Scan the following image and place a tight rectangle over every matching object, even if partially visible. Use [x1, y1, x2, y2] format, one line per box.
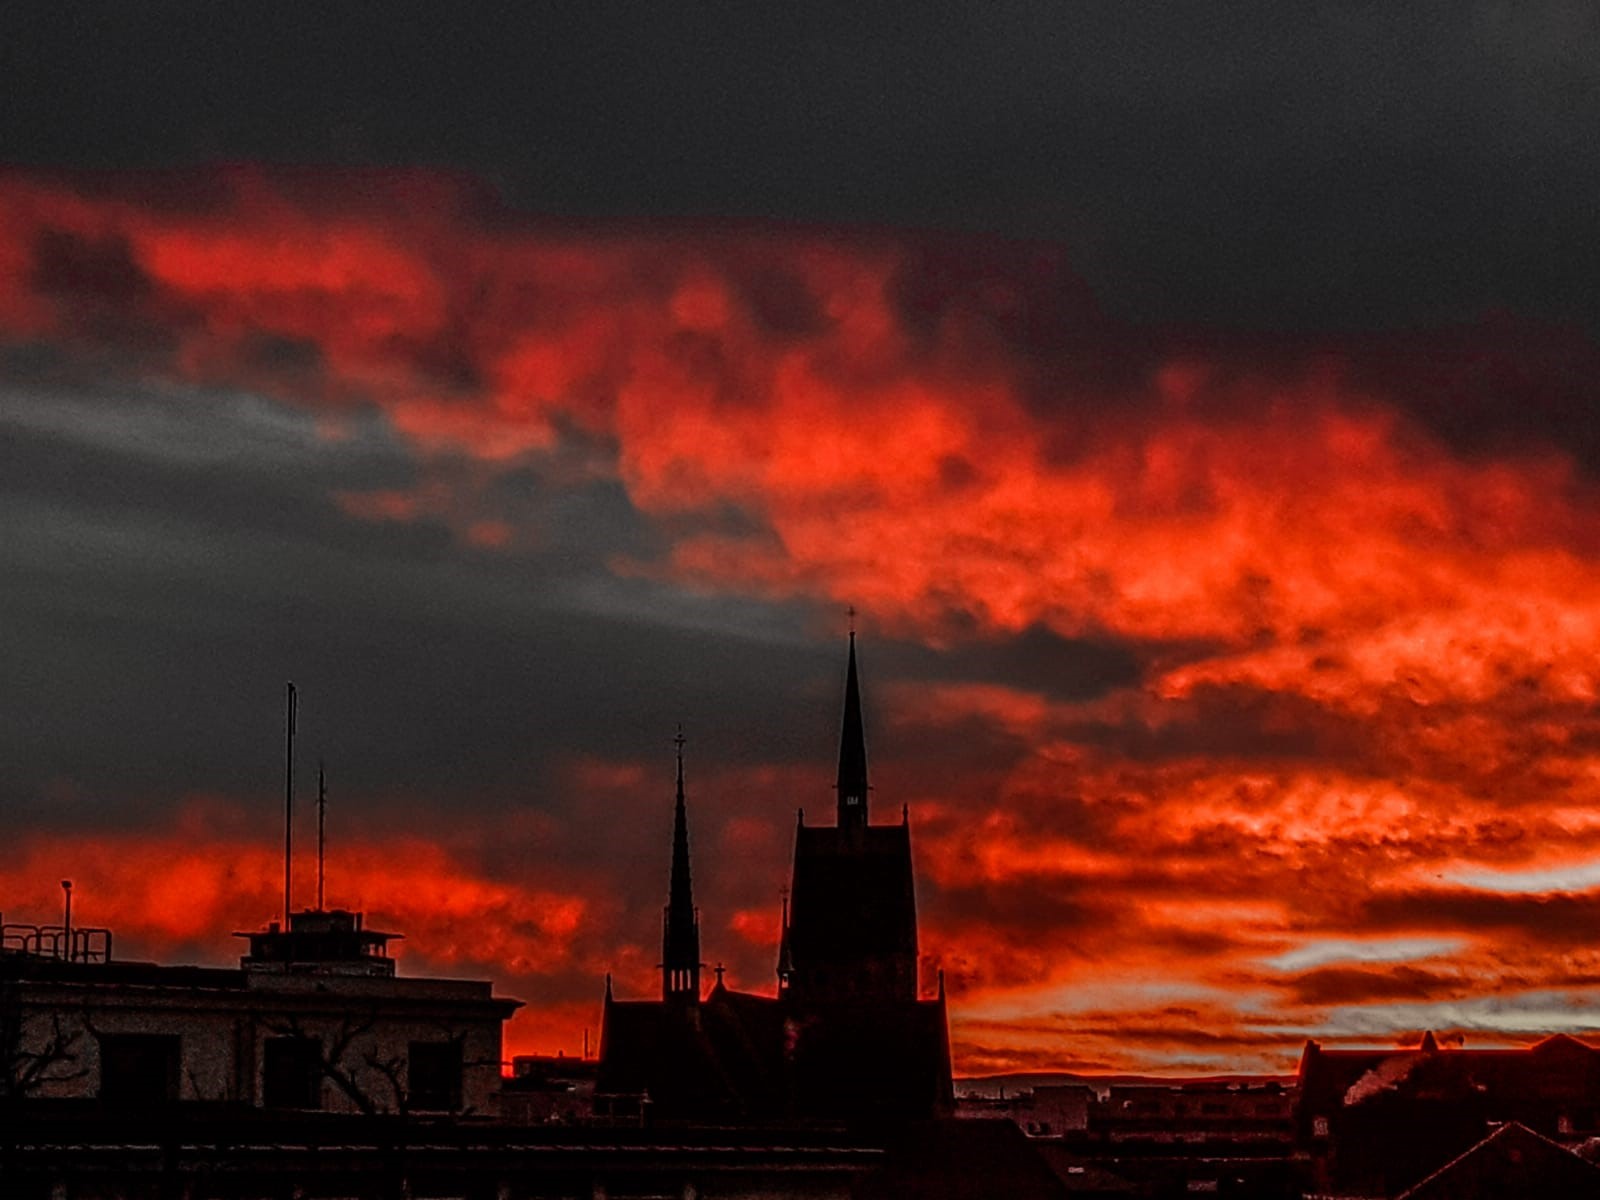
[836, 632, 869, 827]
[661, 729, 701, 1003]
[597, 635, 952, 1123]
[781, 633, 920, 1004]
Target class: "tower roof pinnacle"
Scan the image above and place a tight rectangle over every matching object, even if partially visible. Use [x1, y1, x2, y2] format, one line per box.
[663, 725, 701, 1002]
[836, 631, 869, 827]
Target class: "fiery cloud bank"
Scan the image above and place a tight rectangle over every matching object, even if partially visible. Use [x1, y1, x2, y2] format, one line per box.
[6, 168, 1600, 1074]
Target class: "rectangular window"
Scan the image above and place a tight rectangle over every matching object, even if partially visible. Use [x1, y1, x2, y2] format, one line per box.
[262, 1036, 323, 1109]
[408, 1040, 463, 1111]
[98, 1033, 180, 1103]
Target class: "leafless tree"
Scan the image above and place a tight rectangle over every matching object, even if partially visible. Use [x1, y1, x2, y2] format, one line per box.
[260, 1010, 490, 1119]
[1, 986, 88, 1099]
[261, 1009, 388, 1115]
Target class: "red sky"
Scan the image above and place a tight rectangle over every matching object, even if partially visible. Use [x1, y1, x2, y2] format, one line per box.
[7, 168, 1600, 1075]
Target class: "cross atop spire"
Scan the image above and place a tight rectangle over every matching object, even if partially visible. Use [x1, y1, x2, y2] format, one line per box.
[662, 725, 701, 1003]
[836, 632, 869, 828]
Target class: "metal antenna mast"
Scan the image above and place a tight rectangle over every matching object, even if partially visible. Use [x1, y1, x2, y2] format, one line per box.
[284, 682, 296, 925]
[317, 760, 327, 911]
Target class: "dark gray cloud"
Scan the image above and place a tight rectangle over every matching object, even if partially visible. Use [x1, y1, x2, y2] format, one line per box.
[3, 3, 1597, 334]
[880, 624, 1142, 701]
[1359, 887, 1600, 948]
[1276, 964, 1467, 1008]
[1059, 682, 1372, 767]
[0, 380, 840, 842]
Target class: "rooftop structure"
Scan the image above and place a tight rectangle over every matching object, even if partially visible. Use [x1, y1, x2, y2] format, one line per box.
[236, 907, 399, 977]
[3, 899, 519, 1114]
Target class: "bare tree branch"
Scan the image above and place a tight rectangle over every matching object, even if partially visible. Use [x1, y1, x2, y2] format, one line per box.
[362, 1046, 410, 1118]
[3, 993, 88, 1098]
[261, 1009, 386, 1116]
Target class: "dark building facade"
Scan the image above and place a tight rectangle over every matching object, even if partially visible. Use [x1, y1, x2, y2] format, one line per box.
[1297, 1031, 1600, 1196]
[597, 636, 953, 1124]
[1, 906, 519, 1116]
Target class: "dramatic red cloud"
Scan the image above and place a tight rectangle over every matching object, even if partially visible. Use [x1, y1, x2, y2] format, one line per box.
[0, 804, 610, 1062]
[10, 167, 1600, 1074]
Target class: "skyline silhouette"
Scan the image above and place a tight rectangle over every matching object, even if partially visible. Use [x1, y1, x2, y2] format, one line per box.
[6, 6, 1600, 1081]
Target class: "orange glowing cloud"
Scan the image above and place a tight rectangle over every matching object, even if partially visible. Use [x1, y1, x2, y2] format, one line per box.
[0, 805, 614, 1062]
[3, 831, 584, 969]
[11, 167, 1600, 1074]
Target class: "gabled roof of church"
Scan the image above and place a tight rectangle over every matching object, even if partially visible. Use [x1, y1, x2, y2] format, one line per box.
[1533, 1033, 1597, 1057]
[597, 985, 787, 1120]
[1396, 1121, 1600, 1199]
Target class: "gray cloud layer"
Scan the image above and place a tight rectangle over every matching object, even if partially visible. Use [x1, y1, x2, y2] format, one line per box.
[4, 3, 1598, 332]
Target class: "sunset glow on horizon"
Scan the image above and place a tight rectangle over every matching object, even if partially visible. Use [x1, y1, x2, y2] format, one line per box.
[8, 166, 1600, 1078]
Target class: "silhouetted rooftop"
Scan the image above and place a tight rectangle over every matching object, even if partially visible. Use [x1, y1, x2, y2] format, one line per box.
[1397, 1121, 1600, 1199]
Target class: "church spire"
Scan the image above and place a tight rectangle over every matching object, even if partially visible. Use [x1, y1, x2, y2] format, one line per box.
[837, 630, 869, 828]
[662, 727, 701, 1002]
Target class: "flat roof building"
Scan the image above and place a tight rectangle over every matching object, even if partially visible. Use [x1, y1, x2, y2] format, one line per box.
[2, 905, 520, 1116]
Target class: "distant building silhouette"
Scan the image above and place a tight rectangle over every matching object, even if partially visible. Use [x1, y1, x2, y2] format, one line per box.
[597, 636, 954, 1123]
[1298, 1031, 1600, 1195]
[499, 1052, 599, 1125]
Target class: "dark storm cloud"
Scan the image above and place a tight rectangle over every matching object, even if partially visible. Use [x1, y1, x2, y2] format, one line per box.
[1340, 322, 1600, 474]
[0, 394, 420, 554]
[1278, 964, 1466, 1008]
[11, 164, 1600, 485]
[30, 227, 153, 303]
[1061, 681, 1373, 766]
[23, 226, 185, 359]
[4, 3, 1598, 334]
[933, 876, 1105, 939]
[1359, 887, 1600, 948]
[0, 381, 838, 839]
[880, 624, 1143, 702]
[975, 1013, 1297, 1052]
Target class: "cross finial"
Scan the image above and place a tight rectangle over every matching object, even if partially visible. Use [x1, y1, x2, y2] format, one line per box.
[714, 962, 726, 986]
[847, 604, 856, 636]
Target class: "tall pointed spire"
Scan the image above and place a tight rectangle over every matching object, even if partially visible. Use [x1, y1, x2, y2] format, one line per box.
[837, 629, 869, 828]
[662, 726, 701, 1002]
